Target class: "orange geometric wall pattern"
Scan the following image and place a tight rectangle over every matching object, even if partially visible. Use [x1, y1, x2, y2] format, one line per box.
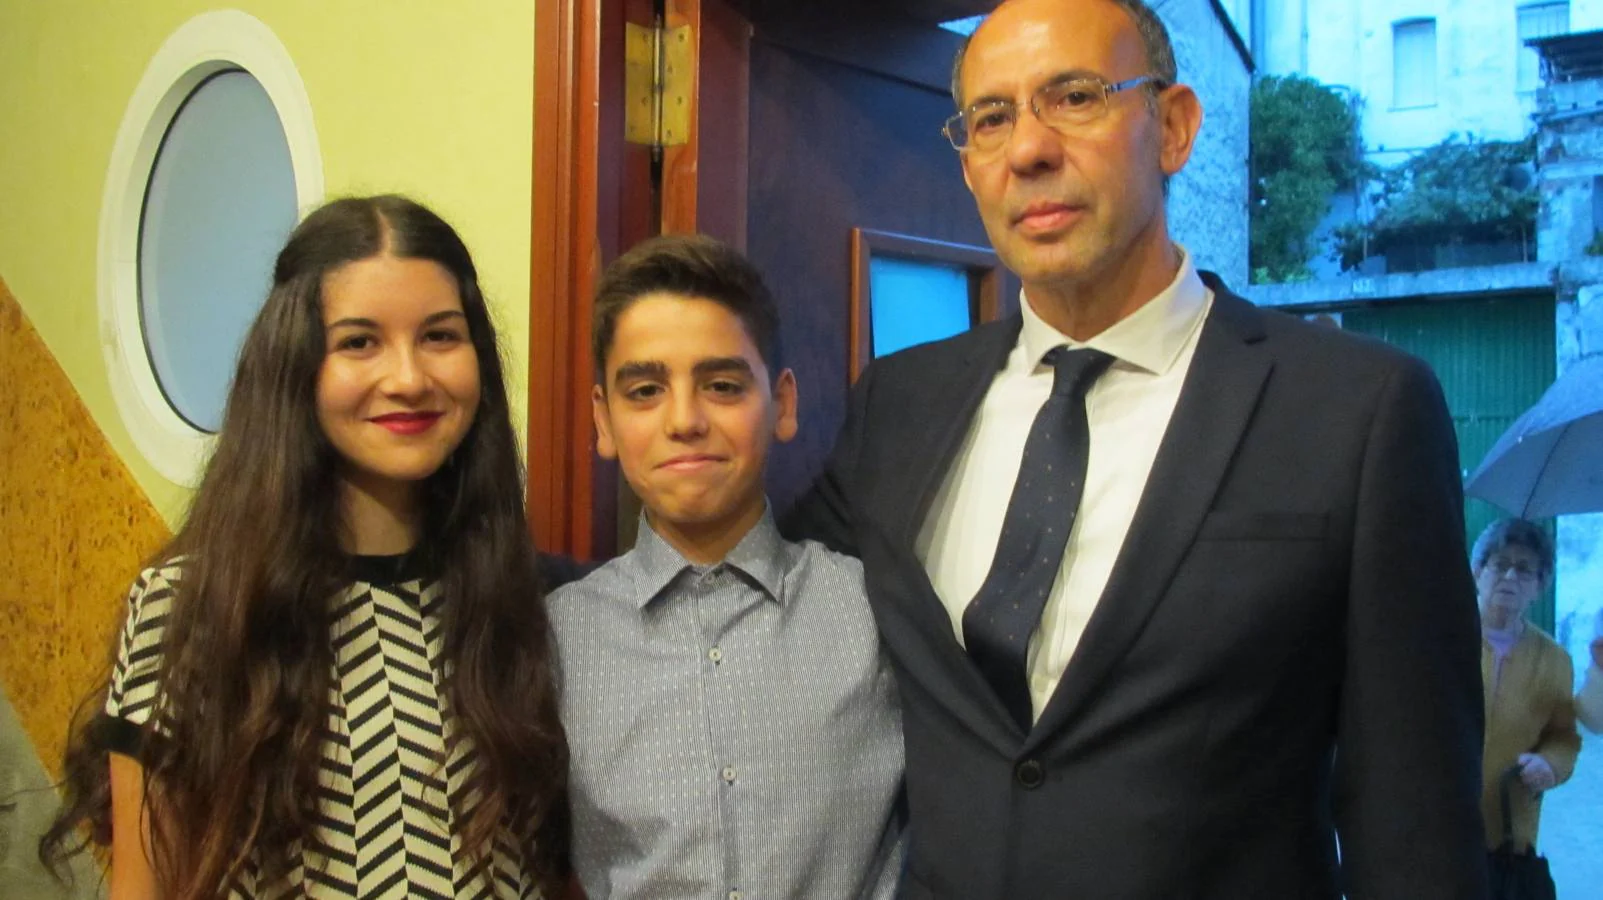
[0, 278, 170, 770]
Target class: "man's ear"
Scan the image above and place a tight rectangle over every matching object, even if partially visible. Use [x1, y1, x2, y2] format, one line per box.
[1157, 82, 1203, 178]
[772, 368, 799, 443]
[591, 384, 618, 460]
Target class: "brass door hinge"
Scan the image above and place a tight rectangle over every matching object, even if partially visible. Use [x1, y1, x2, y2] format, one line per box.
[624, 20, 693, 148]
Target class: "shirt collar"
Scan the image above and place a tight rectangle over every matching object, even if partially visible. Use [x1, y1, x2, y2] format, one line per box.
[1017, 245, 1210, 376]
[621, 505, 789, 610]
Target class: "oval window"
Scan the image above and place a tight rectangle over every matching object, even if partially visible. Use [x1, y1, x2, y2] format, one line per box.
[99, 10, 322, 485]
[138, 69, 298, 433]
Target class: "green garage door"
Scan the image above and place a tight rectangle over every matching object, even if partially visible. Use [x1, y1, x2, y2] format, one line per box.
[1340, 294, 1556, 630]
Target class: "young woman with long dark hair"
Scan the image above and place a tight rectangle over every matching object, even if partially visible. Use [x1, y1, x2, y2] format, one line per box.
[39, 195, 568, 899]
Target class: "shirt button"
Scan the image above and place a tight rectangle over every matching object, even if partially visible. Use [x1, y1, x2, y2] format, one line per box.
[721, 765, 737, 784]
[708, 646, 723, 663]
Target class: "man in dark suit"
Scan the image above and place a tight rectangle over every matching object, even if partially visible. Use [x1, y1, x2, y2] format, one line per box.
[785, 0, 1487, 896]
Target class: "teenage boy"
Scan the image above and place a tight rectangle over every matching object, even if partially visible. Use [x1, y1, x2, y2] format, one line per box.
[547, 234, 905, 900]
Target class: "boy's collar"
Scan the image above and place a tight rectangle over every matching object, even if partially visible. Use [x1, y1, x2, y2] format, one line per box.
[624, 504, 788, 609]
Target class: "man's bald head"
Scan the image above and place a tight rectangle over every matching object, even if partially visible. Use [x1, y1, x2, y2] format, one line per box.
[950, 0, 1178, 109]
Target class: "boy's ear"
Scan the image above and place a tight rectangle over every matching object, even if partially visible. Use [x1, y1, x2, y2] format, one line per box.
[772, 368, 799, 443]
[591, 384, 618, 460]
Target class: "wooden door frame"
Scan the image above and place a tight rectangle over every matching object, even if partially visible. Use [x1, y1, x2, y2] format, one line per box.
[529, 0, 603, 558]
[529, 0, 748, 558]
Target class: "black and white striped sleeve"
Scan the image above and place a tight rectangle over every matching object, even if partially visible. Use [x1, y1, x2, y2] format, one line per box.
[99, 563, 179, 757]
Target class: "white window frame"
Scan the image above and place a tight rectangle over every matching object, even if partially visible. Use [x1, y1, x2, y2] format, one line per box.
[1392, 18, 1438, 110]
[98, 10, 322, 486]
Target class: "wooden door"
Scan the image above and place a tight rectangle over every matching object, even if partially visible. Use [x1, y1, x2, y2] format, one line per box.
[530, 0, 1006, 558]
[738, 4, 1012, 513]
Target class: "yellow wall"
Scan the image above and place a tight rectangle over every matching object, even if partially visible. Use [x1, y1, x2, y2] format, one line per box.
[0, 0, 535, 525]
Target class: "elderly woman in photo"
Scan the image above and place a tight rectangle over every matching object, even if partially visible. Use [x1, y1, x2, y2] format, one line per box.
[1473, 518, 1581, 855]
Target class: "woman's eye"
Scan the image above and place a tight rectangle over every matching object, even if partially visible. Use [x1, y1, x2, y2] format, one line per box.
[336, 334, 375, 352]
[424, 328, 466, 345]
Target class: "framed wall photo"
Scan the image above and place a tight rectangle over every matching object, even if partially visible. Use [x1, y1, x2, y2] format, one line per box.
[848, 227, 1003, 380]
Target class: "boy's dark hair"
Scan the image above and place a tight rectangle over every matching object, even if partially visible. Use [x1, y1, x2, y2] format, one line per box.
[592, 234, 781, 381]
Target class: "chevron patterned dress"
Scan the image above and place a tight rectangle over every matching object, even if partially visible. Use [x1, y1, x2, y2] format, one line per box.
[102, 559, 542, 899]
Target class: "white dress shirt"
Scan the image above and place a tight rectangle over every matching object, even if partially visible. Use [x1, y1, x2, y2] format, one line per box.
[915, 249, 1213, 722]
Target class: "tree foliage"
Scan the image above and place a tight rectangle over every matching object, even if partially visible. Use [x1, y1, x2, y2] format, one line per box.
[1334, 134, 1538, 271]
[1249, 75, 1366, 283]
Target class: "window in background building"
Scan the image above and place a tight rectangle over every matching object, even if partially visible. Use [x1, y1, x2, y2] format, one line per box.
[1393, 18, 1438, 108]
[139, 70, 297, 433]
[1519, 3, 1571, 91]
[1249, 0, 1265, 65]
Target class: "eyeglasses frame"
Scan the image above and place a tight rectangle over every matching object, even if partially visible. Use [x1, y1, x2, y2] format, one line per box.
[942, 74, 1168, 153]
[1484, 556, 1545, 583]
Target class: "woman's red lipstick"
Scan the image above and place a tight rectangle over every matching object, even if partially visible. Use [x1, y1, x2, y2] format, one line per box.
[370, 411, 442, 435]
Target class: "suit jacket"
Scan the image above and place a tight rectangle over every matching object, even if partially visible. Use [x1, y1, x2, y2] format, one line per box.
[784, 275, 1487, 900]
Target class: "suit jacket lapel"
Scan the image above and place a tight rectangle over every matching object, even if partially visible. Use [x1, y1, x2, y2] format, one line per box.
[864, 317, 1028, 747]
[886, 317, 1021, 546]
[1027, 283, 1273, 749]
[858, 521, 1025, 754]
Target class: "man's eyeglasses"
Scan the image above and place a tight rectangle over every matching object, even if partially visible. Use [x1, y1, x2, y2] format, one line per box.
[942, 74, 1167, 154]
[1485, 556, 1542, 582]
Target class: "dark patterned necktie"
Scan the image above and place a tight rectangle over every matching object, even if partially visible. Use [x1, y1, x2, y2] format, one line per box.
[962, 347, 1113, 729]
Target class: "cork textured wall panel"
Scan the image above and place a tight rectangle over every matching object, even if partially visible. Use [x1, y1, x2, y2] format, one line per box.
[0, 278, 170, 769]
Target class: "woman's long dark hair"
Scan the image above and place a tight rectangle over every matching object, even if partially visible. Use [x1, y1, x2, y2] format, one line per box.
[40, 195, 568, 897]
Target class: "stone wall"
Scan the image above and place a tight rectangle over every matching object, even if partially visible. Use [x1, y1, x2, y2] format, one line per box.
[1536, 88, 1603, 681]
[1163, 0, 1251, 287]
[1529, 70, 1603, 900]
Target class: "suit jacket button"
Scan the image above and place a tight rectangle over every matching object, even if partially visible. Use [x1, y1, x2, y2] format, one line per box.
[1015, 759, 1045, 789]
